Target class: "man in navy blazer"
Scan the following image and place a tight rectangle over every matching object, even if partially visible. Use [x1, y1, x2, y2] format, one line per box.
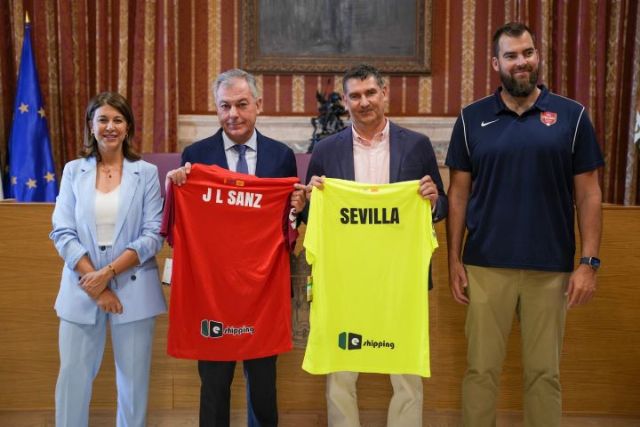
[180, 128, 296, 178]
[305, 64, 447, 427]
[307, 124, 447, 220]
[167, 69, 305, 427]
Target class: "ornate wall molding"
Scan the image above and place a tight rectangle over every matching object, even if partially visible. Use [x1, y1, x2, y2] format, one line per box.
[178, 115, 455, 165]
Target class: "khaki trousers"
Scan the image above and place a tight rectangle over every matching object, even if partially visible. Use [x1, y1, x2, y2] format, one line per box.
[326, 372, 423, 427]
[462, 266, 569, 427]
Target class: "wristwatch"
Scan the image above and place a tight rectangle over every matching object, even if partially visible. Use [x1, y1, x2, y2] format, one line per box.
[579, 256, 601, 271]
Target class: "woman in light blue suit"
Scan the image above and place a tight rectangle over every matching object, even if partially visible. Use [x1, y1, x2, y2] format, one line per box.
[50, 92, 166, 427]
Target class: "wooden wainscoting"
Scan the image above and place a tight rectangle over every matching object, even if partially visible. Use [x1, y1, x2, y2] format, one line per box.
[0, 203, 638, 417]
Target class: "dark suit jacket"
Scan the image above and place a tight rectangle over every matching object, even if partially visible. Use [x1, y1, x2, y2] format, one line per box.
[182, 128, 297, 178]
[305, 122, 448, 289]
[306, 121, 447, 221]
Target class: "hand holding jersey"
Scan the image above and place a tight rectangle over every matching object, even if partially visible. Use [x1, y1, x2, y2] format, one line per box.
[303, 178, 437, 377]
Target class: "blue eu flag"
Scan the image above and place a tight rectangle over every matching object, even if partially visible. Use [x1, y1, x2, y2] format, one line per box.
[7, 21, 57, 202]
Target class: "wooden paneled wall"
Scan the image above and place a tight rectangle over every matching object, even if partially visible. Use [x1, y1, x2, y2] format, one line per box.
[0, 203, 638, 416]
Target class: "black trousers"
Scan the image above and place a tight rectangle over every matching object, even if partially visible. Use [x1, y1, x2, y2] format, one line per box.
[198, 355, 278, 427]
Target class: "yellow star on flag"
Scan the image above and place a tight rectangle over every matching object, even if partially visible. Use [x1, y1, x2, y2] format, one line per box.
[44, 171, 55, 182]
[18, 103, 29, 113]
[11, 176, 17, 185]
[26, 178, 37, 189]
[38, 107, 46, 118]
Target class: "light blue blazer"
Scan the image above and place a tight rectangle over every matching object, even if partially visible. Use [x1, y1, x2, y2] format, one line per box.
[51, 157, 167, 325]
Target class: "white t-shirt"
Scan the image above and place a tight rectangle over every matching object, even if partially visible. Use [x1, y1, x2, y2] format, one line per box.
[95, 185, 120, 246]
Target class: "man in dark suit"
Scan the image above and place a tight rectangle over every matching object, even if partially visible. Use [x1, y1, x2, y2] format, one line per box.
[167, 69, 305, 427]
[305, 64, 447, 427]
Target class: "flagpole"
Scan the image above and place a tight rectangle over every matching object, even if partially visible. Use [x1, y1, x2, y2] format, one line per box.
[25, 11, 30, 24]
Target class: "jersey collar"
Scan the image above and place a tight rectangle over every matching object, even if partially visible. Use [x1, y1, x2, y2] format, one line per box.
[493, 84, 550, 115]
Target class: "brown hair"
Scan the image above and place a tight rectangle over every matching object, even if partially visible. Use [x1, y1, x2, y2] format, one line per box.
[80, 91, 140, 161]
[492, 22, 536, 58]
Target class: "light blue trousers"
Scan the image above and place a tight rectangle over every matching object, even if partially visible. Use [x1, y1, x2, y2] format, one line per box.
[55, 313, 156, 427]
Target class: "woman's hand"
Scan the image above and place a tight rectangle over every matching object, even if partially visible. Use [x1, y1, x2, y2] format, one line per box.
[96, 289, 123, 314]
[79, 268, 112, 299]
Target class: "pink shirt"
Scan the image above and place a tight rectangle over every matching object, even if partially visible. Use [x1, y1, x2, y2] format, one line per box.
[352, 120, 390, 184]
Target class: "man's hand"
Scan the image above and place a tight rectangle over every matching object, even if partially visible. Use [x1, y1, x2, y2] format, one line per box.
[79, 269, 111, 299]
[449, 259, 470, 305]
[166, 162, 192, 186]
[419, 175, 439, 206]
[291, 185, 307, 213]
[566, 264, 597, 308]
[96, 289, 123, 314]
[304, 175, 325, 200]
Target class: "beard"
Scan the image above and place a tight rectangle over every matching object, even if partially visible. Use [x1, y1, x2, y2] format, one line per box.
[500, 65, 538, 97]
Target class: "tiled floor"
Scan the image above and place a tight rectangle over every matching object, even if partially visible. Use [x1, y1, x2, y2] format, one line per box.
[1, 409, 639, 427]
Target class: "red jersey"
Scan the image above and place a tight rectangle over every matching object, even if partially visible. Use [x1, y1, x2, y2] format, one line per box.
[161, 164, 298, 360]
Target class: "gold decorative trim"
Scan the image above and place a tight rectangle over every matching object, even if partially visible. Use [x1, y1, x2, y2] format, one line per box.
[45, 0, 61, 167]
[444, 0, 450, 112]
[561, 1, 568, 96]
[212, 0, 222, 110]
[95, 4, 102, 93]
[107, 0, 114, 91]
[118, 0, 129, 97]
[71, 1, 82, 149]
[255, 74, 263, 100]
[418, 76, 432, 114]
[461, 0, 475, 107]
[384, 74, 390, 114]
[172, 0, 180, 151]
[333, 75, 343, 96]
[540, 0, 551, 87]
[194, 0, 199, 110]
[12, 2, 24, 74]
[233, 0, 238, 67]
[589, 0, 598, 118]
[275, 75, 280, 112]
[603, 1, 622, 195]
[485, 0, 493, 95]
[625, 1, 640, 204]
[162, 0, 170, 152]
[142, 0, 156, 153]
[292, 75, 305, 113]
[401, 76, 407, 114]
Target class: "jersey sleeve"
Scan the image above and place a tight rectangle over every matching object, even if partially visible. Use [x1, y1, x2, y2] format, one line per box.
[445, 113, 472, 172]
[160, 182, 175, 247]
[572, 108, 604, 175]
[303, 186, 322, 266]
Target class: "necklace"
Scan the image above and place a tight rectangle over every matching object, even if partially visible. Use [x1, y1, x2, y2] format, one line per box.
[100, 164, 121, 179]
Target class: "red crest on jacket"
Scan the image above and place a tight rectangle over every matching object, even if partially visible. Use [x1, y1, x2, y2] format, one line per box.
[540, 111, 557, 126]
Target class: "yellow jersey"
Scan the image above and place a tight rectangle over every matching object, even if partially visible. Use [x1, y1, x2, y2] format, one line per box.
[302, 178, 437, 376]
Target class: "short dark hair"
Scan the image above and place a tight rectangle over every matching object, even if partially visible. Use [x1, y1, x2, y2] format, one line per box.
[81, 91, 140, 161]
[492, 22, 536, 58]
[342, 64, 385, 94]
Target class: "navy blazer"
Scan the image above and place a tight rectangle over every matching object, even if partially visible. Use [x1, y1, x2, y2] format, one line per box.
[306, 122, 448, 222]
[182, 128, 297, 178]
